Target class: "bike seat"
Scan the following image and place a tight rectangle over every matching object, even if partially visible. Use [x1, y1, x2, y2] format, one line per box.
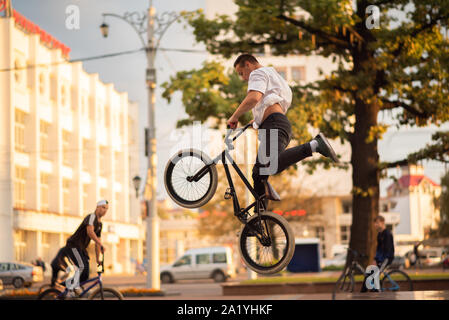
[264, 181, 281, 201]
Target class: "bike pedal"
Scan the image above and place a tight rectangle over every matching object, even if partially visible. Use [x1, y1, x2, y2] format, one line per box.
[224, 188, 233, 200]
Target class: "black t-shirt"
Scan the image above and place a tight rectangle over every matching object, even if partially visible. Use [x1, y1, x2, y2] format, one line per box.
[66, 213, 102, 251]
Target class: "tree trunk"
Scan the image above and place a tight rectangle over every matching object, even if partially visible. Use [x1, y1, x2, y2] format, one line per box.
[349, 96, 380, 268]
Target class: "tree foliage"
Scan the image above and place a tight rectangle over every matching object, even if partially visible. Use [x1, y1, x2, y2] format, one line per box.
[163, 0, 449, 266]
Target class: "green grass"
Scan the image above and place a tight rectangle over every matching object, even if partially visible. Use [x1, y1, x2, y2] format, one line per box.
[240, 271, 449, 285]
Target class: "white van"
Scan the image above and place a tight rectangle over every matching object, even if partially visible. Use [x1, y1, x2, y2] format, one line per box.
[160, 246, 236, 283]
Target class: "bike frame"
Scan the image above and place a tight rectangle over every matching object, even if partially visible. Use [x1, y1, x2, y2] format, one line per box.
[345, 249, 402, 292]
[191, 123, 266, 224]
[57, 259, 105, 299]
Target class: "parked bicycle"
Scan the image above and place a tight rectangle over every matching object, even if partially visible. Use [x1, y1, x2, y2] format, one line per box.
[332, 248, 413, 299]
[37, 254, 123, 300]
[164, 124, 295, 274]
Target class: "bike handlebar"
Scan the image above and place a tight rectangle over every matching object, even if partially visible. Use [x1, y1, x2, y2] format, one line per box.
[225, 123, 253, 150]
[347, 247, 367, 259]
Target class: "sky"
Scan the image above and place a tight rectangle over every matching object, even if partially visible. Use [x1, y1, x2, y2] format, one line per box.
[10, 0, 449, 200]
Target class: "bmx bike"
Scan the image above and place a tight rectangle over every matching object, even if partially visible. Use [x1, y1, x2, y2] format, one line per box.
[37, 253, 123, 300]
[164, 123, 295, 274]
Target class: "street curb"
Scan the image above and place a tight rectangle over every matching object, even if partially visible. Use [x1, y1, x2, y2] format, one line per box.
[0, 288, 180, 299]
[221, 278, 449, 296]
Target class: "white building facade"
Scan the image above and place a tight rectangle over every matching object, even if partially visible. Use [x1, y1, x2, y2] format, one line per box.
[0, 9, 143, 274]
[383, 165, 441, 245]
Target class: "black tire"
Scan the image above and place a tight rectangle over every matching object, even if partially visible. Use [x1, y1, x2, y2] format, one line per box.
[12, 277, 24, 289]
[37, 288, 64, 300]
[164, 149, 218, 209]
[381, 269, 413, 292]
[88, 287, 124, 300]
[161, 272, 174, 284]
[38, 284, 52, 294]
[332, 271, 355, 299]
[212, 270, 226, 283]
[238, 211, 295, 274]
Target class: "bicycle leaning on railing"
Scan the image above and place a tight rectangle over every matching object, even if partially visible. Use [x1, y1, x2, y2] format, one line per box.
[163, 124, 295, 274]
[37, 253, 123, 300]
[332, 248, 413, 299]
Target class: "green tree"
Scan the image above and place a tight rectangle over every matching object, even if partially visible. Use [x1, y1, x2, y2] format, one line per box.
[163, 0, 449, 266]
[437, 171, 449, 237]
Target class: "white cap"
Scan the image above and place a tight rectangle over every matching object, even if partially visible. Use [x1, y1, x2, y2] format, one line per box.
[97, 200, 108, 207]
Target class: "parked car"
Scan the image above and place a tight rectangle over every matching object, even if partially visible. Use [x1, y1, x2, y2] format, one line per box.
[390, 256, 406, 269]
[322, 251, 347, 268]
[443, 256, 449, 270]
[405, 247, 446, 267]
[0, 262, 44, 288]
[160, 246, 236, 283]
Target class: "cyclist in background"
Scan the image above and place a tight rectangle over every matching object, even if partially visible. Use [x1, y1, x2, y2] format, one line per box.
[50, 200, 108, 295]
[361, 215, 395, 292]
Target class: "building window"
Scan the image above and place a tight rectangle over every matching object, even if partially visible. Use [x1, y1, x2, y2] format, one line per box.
[14, 109, 26, 153]
[342, 200, 352, 214]
[63, 179, 70, 213]
[14, 230, 26, 262]
[40, 173, 49, 211]
[340, 226, 350, 245]
[120, 114, 125, 136]
[62, 130, 71, 166]
[39, 73, 46, 95]
[115, 192, 121, 221]
[315, 227, 326, 258]
[81, 94, 88, 117]
[61, 85, 67, 106]
[89, 97, 95, 120]
[40, 120, 50, 160]
[14, 59, 24, 84]
[275, 67, 287, 80]
[82, 139, 89, 170]
[99, 147, 108, 176]
[291, 66, 306, 82]
[41, 232, 50, 262]
[83, 184, 89, 213]
[105, 106, 110, 127]
[14, 166, 26, 209]
[100, 188, 108, 203]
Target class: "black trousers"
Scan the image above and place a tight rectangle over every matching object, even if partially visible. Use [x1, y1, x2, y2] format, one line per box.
[252, 112, 313, 199]
[50, 247, 68, 287]
[51, 246, 90, 288]
[360, 259, 391, 292]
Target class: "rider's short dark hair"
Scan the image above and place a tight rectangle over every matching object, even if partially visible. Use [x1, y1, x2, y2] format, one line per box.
[234, 54, 259, 68]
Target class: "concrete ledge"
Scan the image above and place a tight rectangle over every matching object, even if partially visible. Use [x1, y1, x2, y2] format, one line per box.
[221, 279, 449, 296]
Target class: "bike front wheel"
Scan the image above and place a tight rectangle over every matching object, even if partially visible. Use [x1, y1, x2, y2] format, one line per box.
[164, 149, 218, 208]
[381, 269, 413, 292]
[88, 287, 124, 300]
[238, 211, 295, 274]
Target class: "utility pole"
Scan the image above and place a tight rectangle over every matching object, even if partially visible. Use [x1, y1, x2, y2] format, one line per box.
[145, 1, 160, 290]
[101, 0, 181, 290]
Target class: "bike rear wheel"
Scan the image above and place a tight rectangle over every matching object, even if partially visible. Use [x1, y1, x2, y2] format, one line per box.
[37, 288, 64, 300]
[381, 269, 413, 292]
[332, 271, 355, 299]
[238, 211, 295, 274]
[164, 149, 218, 208]
[88, 287, 124, 300]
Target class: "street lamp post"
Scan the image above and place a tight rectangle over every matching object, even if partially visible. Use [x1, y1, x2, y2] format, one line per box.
[100, 1, 181, 290]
